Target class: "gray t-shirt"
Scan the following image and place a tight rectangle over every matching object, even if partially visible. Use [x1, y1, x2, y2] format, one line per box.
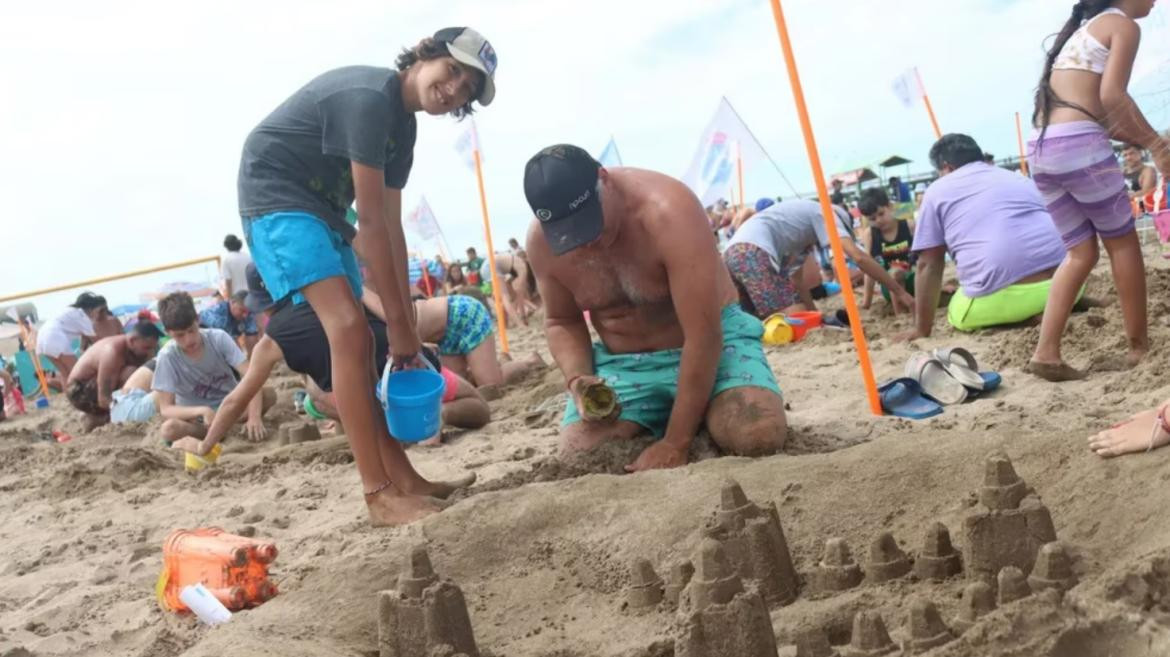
[727, 200, 854, 262]
[152, 329, 245, 408]
[237, 66, 417, 242]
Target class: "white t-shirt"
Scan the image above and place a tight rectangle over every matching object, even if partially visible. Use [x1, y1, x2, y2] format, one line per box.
[36, 308, 96, 357]
[221, 251, 253, 295]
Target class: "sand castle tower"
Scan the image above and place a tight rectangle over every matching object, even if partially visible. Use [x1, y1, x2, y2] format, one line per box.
[626, 558, 666, 610]
[377, 545, 479, 657]
[840, 611, 896, 657]
[1028, 542, 1077, 593]
[952, 582, 995, 633]
[811, 538, 863, 593]
[914, 522, 962, 581]
[675, 539, 779, 657]
[864, 532, 911, 584]
[901, 598, 954, 654]
[701, 479, 799, 606]
[962, 453, 1057, 582]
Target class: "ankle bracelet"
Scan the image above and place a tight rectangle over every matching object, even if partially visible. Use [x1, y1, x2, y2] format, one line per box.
[364, 479, 393, 496]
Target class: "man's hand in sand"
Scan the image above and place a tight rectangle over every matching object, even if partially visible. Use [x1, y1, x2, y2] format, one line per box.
[244, 417, 267, 442]
[626, 440, 688, 472]
[569, 375, 620, 423]
[170, 436, 205, 455]
[895, 290, 915, 313]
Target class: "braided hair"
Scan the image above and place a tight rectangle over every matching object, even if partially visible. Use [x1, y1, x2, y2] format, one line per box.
[1033, 0, 1116, 140]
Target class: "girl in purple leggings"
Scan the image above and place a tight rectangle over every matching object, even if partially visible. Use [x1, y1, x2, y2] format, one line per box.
[1026, 0, 1170, 381]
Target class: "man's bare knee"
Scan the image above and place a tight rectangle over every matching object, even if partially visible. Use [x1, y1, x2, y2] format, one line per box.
[707, 389, 787, 456]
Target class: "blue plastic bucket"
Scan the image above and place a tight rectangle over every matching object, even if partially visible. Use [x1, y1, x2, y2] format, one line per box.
[378, 366, 444, 443]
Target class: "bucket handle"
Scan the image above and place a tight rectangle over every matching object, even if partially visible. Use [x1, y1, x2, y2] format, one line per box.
[379, 352, 438, 406]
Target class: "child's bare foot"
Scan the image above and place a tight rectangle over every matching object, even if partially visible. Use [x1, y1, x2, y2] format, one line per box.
[1125, 339, 1149, 368]
[399, 473, 477, 500]
[1025, 360, 1086, 382]
[1088, 406, 1170, 458]
[365, 487, 442, 527]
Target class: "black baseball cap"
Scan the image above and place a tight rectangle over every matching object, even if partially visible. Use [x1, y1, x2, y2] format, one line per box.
[243, 264, 274, 314]
[523, 144, 604, 255]
[71, 291, 107, 311]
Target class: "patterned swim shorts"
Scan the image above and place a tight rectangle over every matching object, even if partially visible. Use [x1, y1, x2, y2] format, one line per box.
[723, 242, 801, 319]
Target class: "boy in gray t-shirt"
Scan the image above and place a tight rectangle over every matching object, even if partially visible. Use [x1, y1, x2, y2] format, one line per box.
[153, 293, 274, 445]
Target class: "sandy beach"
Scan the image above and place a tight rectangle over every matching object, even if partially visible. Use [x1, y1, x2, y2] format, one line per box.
[3, 251, 1170, 657]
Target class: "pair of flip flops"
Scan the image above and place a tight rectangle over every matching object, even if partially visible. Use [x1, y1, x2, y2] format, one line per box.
[879, 348, 1002, 419]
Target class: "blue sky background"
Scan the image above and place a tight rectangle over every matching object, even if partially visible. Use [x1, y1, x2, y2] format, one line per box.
[2, 0, 1168, 319]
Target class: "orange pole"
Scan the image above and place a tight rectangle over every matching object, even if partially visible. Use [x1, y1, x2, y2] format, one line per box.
[915, 68, 942, 139]
[1014, 112, 1030, 176]
[736, 142, 746, 210]
[471, 149, 510, 354]
[15, 318, 52, 401]
[767, 0, 882, 416]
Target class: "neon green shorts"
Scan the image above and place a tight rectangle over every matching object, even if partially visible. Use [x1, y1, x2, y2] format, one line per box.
[947, 278, 1079, 331]
[562, 304, 782, 437]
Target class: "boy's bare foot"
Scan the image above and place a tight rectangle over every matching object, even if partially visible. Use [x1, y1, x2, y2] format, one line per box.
[1024, 360, 1086, 382]
[365, 487, 442, 527]
[1088, 406, 1170, 458]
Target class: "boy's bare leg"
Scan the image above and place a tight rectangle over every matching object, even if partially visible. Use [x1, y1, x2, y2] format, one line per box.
[1088, 403, 1170, 457]
[1101, 231, 1148, 367]
[301, 277, 441, 525]
[159, 418, 207, 444]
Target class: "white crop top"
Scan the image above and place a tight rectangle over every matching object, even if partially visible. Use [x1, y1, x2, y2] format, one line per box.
[1052, 7, 1127, 74]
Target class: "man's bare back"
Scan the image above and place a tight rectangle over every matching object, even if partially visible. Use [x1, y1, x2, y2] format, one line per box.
[528, 168, 738, 354]
[69, 336, 134, 385]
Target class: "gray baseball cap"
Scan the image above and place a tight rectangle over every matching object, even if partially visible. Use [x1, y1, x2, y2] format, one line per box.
[433, 27, 497, 106]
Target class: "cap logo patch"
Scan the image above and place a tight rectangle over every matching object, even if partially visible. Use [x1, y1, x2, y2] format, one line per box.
[536, 208, 553, 221]
[568, 190, 591, 211]
[478, 41, 497, 75]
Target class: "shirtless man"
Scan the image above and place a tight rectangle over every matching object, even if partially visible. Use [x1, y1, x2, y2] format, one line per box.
[66, 322, 163, 430]
[486, 251, 540, 326]
[523, 144, 786, 472]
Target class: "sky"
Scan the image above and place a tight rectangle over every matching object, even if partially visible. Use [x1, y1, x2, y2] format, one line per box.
[2, 0, 1169, 320]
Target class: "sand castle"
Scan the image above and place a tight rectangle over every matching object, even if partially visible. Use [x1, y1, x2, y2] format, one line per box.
[701, 479, 799, 606]
[674, 539, 779, 657]
[952, 581, 995, 633]
[663, 560, 695, 607]
[793, 628, 839, 657]
[278, 421, 322, 446]
[901, 598, 953, 654]
[840, 610, 896, 657]
[864, 532, 910, 584]
[626, 558, 665, 610]
[913, 522, 962, 581]
[997, 566, 1032, 605]
[811, 537, 863, 593]
[1028, 542, 1077, 593]
[962, 453, 1057, 583]
[377, 545, 479, 657]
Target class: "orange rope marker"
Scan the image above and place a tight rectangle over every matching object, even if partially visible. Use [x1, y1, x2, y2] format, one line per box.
[768, 0, 882, 416]
[1015, 112, 1030, 177]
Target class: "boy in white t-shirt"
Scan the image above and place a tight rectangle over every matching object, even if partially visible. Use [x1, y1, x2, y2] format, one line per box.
[220, 234, 253, 297]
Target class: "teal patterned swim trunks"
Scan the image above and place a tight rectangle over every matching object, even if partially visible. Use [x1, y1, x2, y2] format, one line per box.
[562, 304, 782, 437]
[438, 295, 493, 356]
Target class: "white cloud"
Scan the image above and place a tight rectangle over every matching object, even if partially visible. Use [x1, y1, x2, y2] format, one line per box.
[1, 0, 1168, 314]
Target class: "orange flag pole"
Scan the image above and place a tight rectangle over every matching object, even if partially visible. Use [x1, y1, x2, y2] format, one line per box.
[471, 148, 510, 355]
[768, 0, 882, 416]
[15, 318, 52, 400]
[736, 141, 746, 210]
[1014, 112, 1030, 176]
[915, 68, 942, 140]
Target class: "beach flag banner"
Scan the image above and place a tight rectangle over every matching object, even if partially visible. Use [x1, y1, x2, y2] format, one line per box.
[891, 67, 942, 139]
[454, 122, 480, 172]
[682, 98, 802, 204]
[768, 0, 882, 416]
[456, 117, 510, 354]
[406, 196, 442, 243]
[598, 137, 623, 167]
